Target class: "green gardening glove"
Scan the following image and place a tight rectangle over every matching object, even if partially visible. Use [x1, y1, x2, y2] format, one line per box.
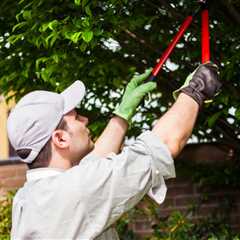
[113, 68, 157, 122]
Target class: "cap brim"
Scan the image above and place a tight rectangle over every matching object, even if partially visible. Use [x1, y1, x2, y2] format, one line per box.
[61, 80, 86, 114]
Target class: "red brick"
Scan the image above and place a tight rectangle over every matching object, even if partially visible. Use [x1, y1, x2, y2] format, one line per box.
[132, 220, 153, 236]
[160, 197, 175, 208]
[165, 178, 178, 187]
[2, 177, 25, 189]
[156, 208, 173, 217]
[175, 195, 201, 206]
[193, 204, 221, 217]
[234, 204, 240, 212]
[200, 193, 224, 203]
[230, 214, 240, 223]
[167, 185, 194, 197]
[232, 224, 240, 233]
[230, 214, 240, 232]
[194, 184, 237, 195]
[15, 165, 27, 177]
[0, 188, 8, 196]
[158, 207, 188, 218]
[0, 166, 17, 179]
[133, 220, 152, 231]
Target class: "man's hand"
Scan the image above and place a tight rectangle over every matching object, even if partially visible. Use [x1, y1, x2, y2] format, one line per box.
[173, 62, 222, 107]
[114, 68, 157, 122]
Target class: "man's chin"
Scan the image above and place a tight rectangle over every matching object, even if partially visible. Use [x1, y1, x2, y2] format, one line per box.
[85, 141, 94, 155]
[89, 141, 94, 152]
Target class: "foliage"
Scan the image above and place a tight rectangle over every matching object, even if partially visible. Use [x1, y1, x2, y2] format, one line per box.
[117, 201, 240, 240]
[0, 0, 240, 147]
[116, 213, 138, 240]
[0, 191, 14, 240]
[149, 211, 239, 240]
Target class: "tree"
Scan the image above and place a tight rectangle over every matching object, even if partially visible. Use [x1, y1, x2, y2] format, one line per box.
[0, 0, 240, 148]
[1, 1, 240, 238]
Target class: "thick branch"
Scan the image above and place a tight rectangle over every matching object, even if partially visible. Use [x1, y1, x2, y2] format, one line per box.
[122, 29, 159, 53]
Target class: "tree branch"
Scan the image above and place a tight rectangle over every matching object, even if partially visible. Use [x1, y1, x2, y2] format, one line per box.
[220, 0, 240, 25]
[122, 28, 159, 53]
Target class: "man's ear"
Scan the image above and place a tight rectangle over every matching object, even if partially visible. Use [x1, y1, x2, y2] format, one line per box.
[51, 129, 70, 149]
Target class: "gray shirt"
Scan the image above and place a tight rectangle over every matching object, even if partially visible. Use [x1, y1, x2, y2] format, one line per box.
[11, 131, 175, 239]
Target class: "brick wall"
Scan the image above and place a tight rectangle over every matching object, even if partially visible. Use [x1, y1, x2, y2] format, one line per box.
[132, 177, 240, 235]
[0, 163, 26, 195]
[0, 161, 239, 236]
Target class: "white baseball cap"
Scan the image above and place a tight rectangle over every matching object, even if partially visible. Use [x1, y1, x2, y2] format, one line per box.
[7, 80, 86, 163]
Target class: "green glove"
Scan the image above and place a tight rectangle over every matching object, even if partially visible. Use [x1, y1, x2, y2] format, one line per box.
[113, 68, 157, 122]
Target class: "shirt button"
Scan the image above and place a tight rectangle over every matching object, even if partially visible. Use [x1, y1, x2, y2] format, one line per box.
[156, 170, 160, 175]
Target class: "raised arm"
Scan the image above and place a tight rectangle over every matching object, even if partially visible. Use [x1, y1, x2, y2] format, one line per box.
[152, 63, 221, 158]
[92, 69, 156, 157]
[93, 116, 128, 157]
[152, 93, 198, 158]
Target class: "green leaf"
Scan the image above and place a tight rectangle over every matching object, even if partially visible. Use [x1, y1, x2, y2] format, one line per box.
[74, 0, 81, 6]
[12, 22, 27, 32]
[80, 42, 87, 51]
[8, 34, 24, 44]
[22, 10, 32, 20]
[82, 18, 90, 28]
[81, 0, 88, 8]
[52, 54, 59, 63]
[85, 5, 92, 17]
[48, 20, 59, 31]
[31, 36, 43, 48]
[64, 31, 73, 39]
[50, 34, 59, 47]
[41, 69, 49, 81]
[22, 69, 28, 78]
[45, 32, 59, 47]
[73, 18, 82, 29]
[207, 111, 222, 128]
[235, 108, 240, 120]
[71, 32, 82, 43]
[35, 57, 49, 71]
[16, 11, 23, 22]
[40, 23, 49, 32]
[219, 95, 229, 105]
[40, 20, 59, 32]
[82, 31, 93, 43]
[31, 23, 38, 31]
[94, 28, 103, 36]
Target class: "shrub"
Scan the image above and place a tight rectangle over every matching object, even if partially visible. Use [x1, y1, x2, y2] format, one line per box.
[117, 199, 240, 240]
[0, 191, 14, 240]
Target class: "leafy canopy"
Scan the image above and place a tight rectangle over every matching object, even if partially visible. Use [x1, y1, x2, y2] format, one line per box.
[0, 0, 240, 147]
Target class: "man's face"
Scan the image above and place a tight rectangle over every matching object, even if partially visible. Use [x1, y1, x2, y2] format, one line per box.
[63, 109, 94, 165]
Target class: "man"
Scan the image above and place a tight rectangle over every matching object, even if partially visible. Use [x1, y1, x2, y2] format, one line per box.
[7, 63, 221, 239]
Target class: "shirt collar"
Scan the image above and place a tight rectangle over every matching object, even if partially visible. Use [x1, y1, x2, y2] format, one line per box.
[26, 168, 65, 182]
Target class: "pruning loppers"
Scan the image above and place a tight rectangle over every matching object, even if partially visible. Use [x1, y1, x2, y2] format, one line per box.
[147, 0, 211, 82]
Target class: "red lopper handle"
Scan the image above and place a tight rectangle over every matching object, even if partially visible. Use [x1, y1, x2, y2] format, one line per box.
[201, 9, 210, 63]
[151, 16, 193, 78]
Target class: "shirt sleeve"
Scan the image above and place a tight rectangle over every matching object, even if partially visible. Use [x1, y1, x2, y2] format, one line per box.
[55, 131, 175, 238]
[138, 131, 176, 204]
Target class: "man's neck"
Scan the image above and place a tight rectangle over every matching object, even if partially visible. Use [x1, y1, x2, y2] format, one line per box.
[48, 156, 72, 170]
